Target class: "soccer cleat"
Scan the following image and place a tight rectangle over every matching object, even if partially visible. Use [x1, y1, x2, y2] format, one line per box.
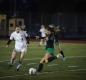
[60, 55, 66, 61]
[16, 64, 21, 71]
[62, 57, 66, 61]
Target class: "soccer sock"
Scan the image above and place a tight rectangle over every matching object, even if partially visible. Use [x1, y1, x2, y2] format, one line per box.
[59, 50, 65, 58]
[37, 63, 44, 72]
[48, 56, 57, 62]
[16, 60, 22, 71]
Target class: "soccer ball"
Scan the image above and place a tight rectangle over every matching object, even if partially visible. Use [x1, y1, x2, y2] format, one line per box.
[57, 54, 63, 59]
[29, 68, 37, 75]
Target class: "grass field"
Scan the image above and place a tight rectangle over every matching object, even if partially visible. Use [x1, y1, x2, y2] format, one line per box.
[0, 40, 86, 80]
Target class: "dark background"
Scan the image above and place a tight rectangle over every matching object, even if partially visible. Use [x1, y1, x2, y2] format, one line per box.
[0, 0, 86, 39]
[0, 0, 86, 13]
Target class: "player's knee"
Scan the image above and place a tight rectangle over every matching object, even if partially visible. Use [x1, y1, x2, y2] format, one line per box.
[40, 61, 44, 64]
[40, 58, 45, 63]
[11, 56, 16, 60]
[12, 54, 16, 59]
[45, 59, 48, 64]
[20, 54, 23, 58]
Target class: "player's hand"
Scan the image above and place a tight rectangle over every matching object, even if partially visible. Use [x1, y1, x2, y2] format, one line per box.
[6, 45, 9, 48]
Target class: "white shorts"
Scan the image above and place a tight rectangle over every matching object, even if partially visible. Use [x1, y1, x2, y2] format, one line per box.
[14, 46, 27, 53]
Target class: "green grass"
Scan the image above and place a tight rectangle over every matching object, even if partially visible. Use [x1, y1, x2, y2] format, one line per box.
[0, 40, 86, 80]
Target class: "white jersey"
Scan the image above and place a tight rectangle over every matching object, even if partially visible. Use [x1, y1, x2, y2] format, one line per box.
[40, 28, 46, 37]
[10, 31, 28, 52]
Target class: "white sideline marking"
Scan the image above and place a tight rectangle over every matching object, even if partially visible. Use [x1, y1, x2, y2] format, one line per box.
[48, 64, 58, 66]
[26, 63, 58, 68]
[0, 74, 28, 79]
[26, 63, 58, 67]
[27, 63, 37, 65]
[68, 66, 78, 68]
[77, 69, 86, 71]
[66, 56, 86, 58]
[68, 70, 77, 71]
[0, 58, 41, 62]
[68, 69, 86, 71]
[0, 69, 86, 79]
[0, 56, 86, 63]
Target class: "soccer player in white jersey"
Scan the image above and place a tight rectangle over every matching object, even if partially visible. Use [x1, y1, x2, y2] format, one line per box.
[39, 25, 46, 46]
[6, 26, 29, 71]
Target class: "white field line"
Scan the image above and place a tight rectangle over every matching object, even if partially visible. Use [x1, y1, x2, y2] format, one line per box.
[27, 63, 37, 65]
[68, 69, 86, 71]
[68, 70, 77, 71]
[68, 66, 78, 68]
[0, 56, 86, 63]
[77, 69, 86, 71]
[0, 68, 86, 79]
[0, 58, 41, 62]
[48, 64, 58, 66]
[26, 63, 58, 67]
[0, 74, 28, 79]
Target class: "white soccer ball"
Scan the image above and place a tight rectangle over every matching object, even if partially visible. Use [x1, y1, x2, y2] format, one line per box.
[29, 68, 37, 75]
[57, 54, 63, 59]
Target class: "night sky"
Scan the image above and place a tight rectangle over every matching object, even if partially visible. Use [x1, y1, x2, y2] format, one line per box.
[0, 0, 86, 13]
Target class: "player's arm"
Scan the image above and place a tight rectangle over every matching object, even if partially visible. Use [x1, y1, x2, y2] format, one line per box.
[6, 33, 14, 47]
[7, 39, 12, 45]
[24, 31, 30, 44]
[26, 36, 30, 44]
[6, 40, 12, 47]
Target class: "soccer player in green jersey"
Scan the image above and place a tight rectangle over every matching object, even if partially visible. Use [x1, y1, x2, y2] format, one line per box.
[37, 26, 57, 72]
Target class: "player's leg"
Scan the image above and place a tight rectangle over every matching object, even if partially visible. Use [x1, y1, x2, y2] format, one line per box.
[11, 50, 16, 64]
[16, 48, 27, 71]
[9, 49, 17, 67]
[16, 52, 25, 71]
[58, 42, 65, 57]
[44, 53, 52, 63]
[58, 48, 65, 57]
[37, 57, 45, 72]
[48, 55, 57, 62]
[44, 38, 46, 46]
[40, 39, 43, 46]
[57, 42, 65, 60]
[37, 53, 50, 73]
[37, 48, 51, 72]
[37, 48, 56, 72]
[37, 53, 57, 72]
[46, 48, 57, 62]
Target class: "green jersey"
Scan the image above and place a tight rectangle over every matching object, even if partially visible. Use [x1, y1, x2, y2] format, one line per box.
[46, 34, 54, 49]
